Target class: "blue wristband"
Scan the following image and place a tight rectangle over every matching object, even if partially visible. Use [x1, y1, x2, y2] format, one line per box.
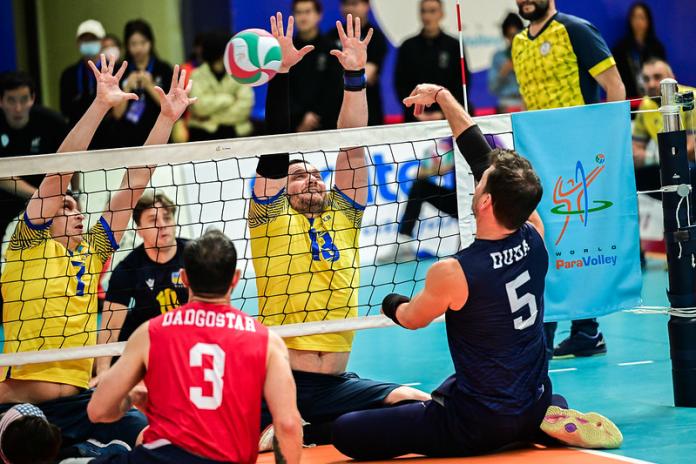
[344, 70, 366, 91]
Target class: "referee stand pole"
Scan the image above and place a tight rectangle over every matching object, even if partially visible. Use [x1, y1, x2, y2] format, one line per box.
[658, 78, 696, 406]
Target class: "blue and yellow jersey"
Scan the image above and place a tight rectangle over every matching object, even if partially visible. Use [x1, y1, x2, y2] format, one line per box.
[633, 85, 696, 143]
[512, 12, 616, 110]
[248, 187, 363, 352]
[1, 213, 118, 389]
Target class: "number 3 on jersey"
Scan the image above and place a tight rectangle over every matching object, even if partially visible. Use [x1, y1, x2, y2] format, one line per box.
[505, 270, 538, 330]
[189, 343, 225, 410]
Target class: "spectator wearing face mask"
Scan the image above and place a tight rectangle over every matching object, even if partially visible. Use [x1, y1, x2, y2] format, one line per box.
[59, 20, 115, 149]
[101, 33, 122, 63]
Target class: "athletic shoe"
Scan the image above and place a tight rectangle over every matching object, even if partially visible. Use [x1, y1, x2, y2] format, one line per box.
[553, 331, 607, 359]
[74, 439, 131, 457]
[541, 406, 623, 449]
[258, 425, 275, 452]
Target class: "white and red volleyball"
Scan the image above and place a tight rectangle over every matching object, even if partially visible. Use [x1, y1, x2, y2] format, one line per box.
[224, 29, 282, 87]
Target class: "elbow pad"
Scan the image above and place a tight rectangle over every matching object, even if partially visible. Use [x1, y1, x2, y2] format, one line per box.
[382, 293, 410, 327]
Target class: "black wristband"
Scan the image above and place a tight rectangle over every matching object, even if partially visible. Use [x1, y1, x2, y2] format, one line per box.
[382, 293, 410, 327]
[455, 125, 493, 183]
[344, 69, 366, 91]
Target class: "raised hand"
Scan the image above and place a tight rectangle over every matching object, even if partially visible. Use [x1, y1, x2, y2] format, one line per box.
[154, 65, 197, 122]
[270, 12, 314, 73]
[330, 14, 373, 71]
[88, 54, 138, 108]
[403, 84, 446, 117]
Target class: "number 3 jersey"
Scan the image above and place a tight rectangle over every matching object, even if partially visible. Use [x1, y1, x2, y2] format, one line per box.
[445, 223, 549, 414]
[105, 238, 190, 341]
[144, 301, 269, 464]
[248, 187, 364, 352]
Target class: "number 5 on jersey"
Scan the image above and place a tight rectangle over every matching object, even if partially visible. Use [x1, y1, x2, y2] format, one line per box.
[189, 343, 225, 410]
[505, 271, 538, 331]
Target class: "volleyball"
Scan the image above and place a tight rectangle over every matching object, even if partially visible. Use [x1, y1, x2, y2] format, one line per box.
[224, 29, 282, 87]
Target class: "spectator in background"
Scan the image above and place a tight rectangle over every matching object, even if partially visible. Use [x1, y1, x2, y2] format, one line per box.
[512, 0, 625, 359]
[112, 19, 173, 147]
[612, 2, 666, 99]
[289, 0, 339, 132]
[487, 13, 523, 113]
[59, 19, 114, 149]
[187, 31, 254, 141]
[101, 33, 122, 63]
[395, 0, 468, 123]
[327, 0, 388, 126]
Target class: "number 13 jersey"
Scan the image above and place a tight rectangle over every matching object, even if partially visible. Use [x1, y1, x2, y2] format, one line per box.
[143, 301, 269, 464]
[447, 222, 549, 414]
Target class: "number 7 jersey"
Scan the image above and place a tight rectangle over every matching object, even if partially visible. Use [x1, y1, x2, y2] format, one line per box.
[446, 223, 549, 414]
[143, 301, 269, 464]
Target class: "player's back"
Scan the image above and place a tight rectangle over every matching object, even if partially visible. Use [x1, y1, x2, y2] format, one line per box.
[143, 301, 269, 464]
[447, 223, 549, 414]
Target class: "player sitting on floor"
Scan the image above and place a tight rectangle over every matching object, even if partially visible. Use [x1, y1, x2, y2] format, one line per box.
[331, 84, 623, 459]
[0, 55, 195, 457]
[250, 12, 429, 449]
[87, 230, 303, 464]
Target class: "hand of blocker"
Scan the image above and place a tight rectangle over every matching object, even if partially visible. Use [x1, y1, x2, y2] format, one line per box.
[155, 65, 197, 122]
[403, 83, 446, 118]
[271, 12, 315, 73]
[331, 14, 373, 72]
[88, 53, 139, 108]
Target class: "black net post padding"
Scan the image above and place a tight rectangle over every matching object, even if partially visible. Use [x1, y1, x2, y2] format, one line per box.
[658, 126, 696, 407]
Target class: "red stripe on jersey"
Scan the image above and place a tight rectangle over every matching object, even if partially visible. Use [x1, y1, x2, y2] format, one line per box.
[143, 302, 269, 464]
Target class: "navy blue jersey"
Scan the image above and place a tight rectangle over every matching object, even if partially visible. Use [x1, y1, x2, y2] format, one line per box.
[446, 223, 549, 414]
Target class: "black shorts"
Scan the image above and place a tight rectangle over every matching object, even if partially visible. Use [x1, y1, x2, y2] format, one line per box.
[91, 443, 228, 464]
[332, 376, 553, 460]
[0, 390, 147, 448]
[261, 370, 400, 428]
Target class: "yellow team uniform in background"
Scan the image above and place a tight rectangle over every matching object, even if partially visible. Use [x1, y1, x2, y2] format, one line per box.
[512, 12, 616, 110]
[633, 84, 696, 144]
[1, 214, 117, 389]
[249, 187, 363, 352]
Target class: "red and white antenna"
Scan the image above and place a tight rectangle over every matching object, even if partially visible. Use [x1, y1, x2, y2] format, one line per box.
[455, 0, 469, 113]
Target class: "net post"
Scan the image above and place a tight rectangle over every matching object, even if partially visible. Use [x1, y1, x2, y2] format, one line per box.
[658, 78, 696, 407]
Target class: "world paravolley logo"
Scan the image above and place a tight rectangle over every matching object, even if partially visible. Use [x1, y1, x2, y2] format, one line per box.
[550, 156, 613, 246]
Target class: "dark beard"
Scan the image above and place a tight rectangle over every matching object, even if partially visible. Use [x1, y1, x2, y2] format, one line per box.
[518, 1, 549, 21]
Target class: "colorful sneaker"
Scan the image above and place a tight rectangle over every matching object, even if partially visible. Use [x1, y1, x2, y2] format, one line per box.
[258, 425, 275, 452]
[553, 331, 607, 359]
[541, 406, 623, 449]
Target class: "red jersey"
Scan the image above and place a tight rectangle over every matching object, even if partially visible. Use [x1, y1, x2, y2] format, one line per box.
[143, 301, 269, 463]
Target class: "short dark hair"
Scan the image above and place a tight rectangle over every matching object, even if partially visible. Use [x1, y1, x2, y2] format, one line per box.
[340, 0, 369, 4]
[103, 33, 122, 48]
[133, 191, 176, 226]
[502, 12, 524, 36]
[0, 71, 35, 99]
[484, 149, 543, 230]
[183, 229, 238, 297]
[201, 31, 231, 65]
[1, 416, 61, 464]
[292, 0, 323, 14]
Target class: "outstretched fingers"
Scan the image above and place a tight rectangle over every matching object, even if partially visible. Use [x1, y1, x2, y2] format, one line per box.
[178, 68, 187, 90]
[276, 12, 285, 37]
[336, 20, 347, 43]
[114, 61, 128, 81]
[286, 15, 295, 38]
[170, 64, 180, 91]
[363, 28, 374, 46]
[87, 59, 100, 78]
[346, 13, 354, 38]
[298, 45, 315, 58]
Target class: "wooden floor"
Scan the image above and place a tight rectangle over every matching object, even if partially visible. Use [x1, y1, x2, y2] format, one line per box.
[256, 445, 653, 464]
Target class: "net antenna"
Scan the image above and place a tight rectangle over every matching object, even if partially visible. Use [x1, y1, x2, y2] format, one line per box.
[455, 0, 469, 113]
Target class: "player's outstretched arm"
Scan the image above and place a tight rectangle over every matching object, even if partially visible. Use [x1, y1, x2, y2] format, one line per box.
[25, 54, 137, 225]
[254, 13, 314, 200]
[103, 65, 195, 245]
[382, 259, 468, 330]
[264, 332, 302, 464]
[88, 322, 149, 423]
[331, 14, 371, 206]
[404, 84, 492, 182]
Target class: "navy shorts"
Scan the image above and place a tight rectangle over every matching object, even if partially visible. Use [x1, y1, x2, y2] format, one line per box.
[332, 377, 553, 460]
[0, 389, 147, 448]
[91, 443, 228, 464]
[261, 370, 400, 429]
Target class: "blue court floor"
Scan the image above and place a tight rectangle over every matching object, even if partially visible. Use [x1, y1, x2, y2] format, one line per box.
[347, 257, 696, 464]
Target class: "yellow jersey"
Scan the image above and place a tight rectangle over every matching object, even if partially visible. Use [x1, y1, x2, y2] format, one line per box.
[1, 213, 117, 388]
[248, 187, 363, 352]
[633, 84, 696, 143]
[512, 12, 616, 110]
